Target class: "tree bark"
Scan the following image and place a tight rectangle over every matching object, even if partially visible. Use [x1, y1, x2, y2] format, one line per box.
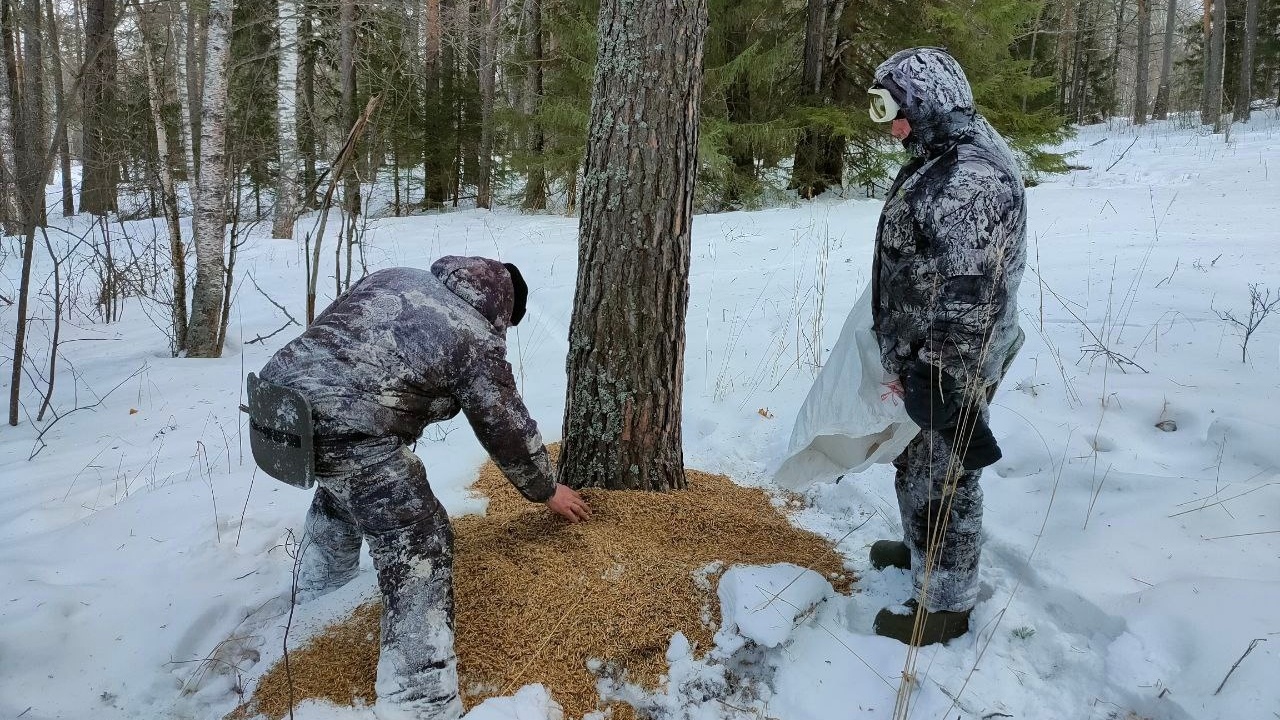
[1233, 0, 1259, 122]
[421, 0, 448, 206]
[135, 0, 187, 353]
[476, 0, 503, 209]
[520, 0, 546, 210]
[45, 0, 73, 215]
[1152, 0, 1177, 119]
[81, 0, 118, 215]
[1205, 0, 1227, 130]
[0, 4, 20, 235]
[791, 0, 846, 199]
[559, 0, 707, 491]
[185, 0, 232, 358]
[7, 0, 45, 426]
[339, 0, 358, 221]
[272, 0, 299, 237]
[299, 2, 316, 198]
[1133, 0, 1151, 124]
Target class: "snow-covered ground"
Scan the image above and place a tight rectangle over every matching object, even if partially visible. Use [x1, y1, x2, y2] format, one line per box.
[2, 111, 1278, 720]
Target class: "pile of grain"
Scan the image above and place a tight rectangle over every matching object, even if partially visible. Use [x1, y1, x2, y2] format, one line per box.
[233, 452, 851, 719]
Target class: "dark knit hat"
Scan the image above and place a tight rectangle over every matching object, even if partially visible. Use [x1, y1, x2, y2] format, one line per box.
[503, 262, 528, 326]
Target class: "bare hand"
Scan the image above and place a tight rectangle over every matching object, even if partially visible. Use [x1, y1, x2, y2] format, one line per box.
[545, 483, 591, 523]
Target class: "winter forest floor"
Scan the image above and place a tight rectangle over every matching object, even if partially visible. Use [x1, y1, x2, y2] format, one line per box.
[2, 112, 1279, 720]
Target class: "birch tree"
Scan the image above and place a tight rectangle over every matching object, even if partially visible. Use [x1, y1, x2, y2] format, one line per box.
[134, 0, 187, 352]
[559, 0, 708, 491]
[272, 0, 299, 238]
[185, 0, 233, 358]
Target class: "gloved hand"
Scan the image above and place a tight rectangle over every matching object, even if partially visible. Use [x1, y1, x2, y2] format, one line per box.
[902, 361, 1001, 471]
[902, 361, 960, 430]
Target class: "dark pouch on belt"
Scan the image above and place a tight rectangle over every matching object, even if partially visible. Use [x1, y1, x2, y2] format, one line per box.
[243, 373, 316, 489]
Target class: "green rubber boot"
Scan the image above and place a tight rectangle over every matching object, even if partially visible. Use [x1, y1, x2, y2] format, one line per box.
[873, 599, 970, 646]
[869, 540, 911, 571]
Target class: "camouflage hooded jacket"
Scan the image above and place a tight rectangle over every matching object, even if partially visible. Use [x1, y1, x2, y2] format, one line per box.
[871, 48, 1027, 386]
[260, 257, 555, 502]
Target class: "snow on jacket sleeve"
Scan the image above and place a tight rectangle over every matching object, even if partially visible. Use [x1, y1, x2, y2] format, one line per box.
[917, 167, 1020, 381]
[454, 339, 556, 503]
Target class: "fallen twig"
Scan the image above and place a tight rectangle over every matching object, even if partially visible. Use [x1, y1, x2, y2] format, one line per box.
[1105, 137, 1140, 171]
[1214, 638, 1266, 695]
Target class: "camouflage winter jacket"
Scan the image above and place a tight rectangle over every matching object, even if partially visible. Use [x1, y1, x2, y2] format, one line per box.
[260, 257, 555, 502]
[871, 48, 1027, 386]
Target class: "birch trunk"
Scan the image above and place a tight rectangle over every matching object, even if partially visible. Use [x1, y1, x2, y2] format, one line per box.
[1152, 0, 1177, 119]
[136, 0, 187, 352]
[272, 0, 299, 238]
[185, 0, 232, 358]
[558, 0, 708, 491]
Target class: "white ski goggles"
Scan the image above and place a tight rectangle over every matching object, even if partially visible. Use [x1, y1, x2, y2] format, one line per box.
[868, 87, 900, 123]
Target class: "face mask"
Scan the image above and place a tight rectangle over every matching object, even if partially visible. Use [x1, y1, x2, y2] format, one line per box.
[868, 87, 900, 123]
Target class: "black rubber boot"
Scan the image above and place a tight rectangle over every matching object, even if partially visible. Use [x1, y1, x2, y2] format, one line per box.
[873, 599, 971, 646]
[869, 540, 911, 571]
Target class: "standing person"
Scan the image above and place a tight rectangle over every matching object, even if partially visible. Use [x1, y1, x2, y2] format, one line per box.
[253, 257, 590, 717]
[864, 48, 1027, 645]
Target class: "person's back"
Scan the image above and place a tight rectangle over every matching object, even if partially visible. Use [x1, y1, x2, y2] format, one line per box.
[253, 256, 588, 718]
[263, 261, 508, 440]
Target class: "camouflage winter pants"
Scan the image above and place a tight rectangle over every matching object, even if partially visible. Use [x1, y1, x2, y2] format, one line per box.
[894, 334, 1020, 614]
[893, 403, 989, 614]
[298, 432, 463, 719]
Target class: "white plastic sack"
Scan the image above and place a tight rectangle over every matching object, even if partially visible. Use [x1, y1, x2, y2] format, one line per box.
[772, 286, 919, 491]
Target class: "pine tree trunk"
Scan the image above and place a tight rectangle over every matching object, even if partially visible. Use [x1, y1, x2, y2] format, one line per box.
[136, 0, 187, 353]
[1133, 0, 1151, 124]
[520, 0, 546, 211]
[791, 0, 846, 198]
[1152, 0, 1177, 119]
[559, 0, 707, 491]
[1233, 0, 1260, 122]
[81, 0, 118, 215]
[476, 0, 503, 210]
[422, 0, 448, 206]
[44, 0, 73, 215]
[1205, 0, 1227, 130]
[272, 0, 299, 237]
[185, 0, 232, 359]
